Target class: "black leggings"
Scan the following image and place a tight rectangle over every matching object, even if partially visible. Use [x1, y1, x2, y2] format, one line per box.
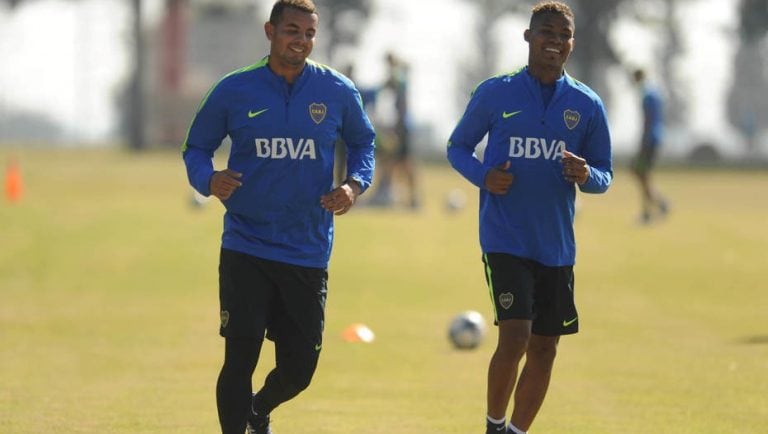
[216, 336, 320, 434]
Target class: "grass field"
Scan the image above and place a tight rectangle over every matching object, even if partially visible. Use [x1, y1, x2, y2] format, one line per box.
[1, 147, 767, 433]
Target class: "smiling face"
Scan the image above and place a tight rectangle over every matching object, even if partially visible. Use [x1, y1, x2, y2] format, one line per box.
[524, 10, 575, 83]
[265, 6, 318, 82]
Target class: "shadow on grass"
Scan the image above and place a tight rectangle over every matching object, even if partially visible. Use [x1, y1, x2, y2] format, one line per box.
[737, 335, 768, 345]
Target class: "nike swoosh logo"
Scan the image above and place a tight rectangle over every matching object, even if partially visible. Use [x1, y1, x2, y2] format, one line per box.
[248, 108, 269, 118]
[314, 343, 322, 351]
[502, 110, 522, 119]
[495, 427, 506, 432]
[563, 317, 578, 327]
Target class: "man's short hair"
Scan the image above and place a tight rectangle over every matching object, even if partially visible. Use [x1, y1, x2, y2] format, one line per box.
[530, 1, 574, 25]
[269, 0, 317, 25]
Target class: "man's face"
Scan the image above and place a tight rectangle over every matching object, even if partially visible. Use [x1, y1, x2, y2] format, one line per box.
[265, 7, 318, 69]
[525, 12, 574, 70]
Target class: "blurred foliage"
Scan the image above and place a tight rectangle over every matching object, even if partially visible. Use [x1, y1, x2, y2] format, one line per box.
[2, 0, 767, 150]
[727, 0, 768, 151]
[459, 0, 625, 102]
[739, 0, 768, 41]
[315, 0, 372, 64]
[460, 0, 768, 150]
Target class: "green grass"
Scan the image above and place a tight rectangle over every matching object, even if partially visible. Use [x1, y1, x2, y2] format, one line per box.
[1, 147, 766, 433]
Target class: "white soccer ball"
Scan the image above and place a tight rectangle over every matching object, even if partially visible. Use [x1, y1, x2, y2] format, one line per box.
[445, 188, 467, 212]
[448, 310, 487, 350]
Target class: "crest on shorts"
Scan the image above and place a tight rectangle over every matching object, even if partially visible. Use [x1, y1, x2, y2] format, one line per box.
[563, 109, 580, 130]
[309, 103, 327, 124]
[220, 310, 230, 329]
[499, 292, 514, 310]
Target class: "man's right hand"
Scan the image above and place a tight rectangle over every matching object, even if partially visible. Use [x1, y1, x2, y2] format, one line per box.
[484, 161, 514, 195]
[209, 169, 243, 200]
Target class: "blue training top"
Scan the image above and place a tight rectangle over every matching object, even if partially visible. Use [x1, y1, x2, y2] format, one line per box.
[182, 57, 376, 268]
[447, 67, 613, 266]
[641, 85, 664, 147]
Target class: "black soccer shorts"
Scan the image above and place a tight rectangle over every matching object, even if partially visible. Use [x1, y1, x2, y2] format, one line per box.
[482, 252, 578, 336]
[633, 143, 659, 174]
[218, 248, 328, 350]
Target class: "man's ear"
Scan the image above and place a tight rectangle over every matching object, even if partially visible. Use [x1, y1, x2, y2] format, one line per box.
[523, 29, 530, 42]
[264, 21, 274, 41]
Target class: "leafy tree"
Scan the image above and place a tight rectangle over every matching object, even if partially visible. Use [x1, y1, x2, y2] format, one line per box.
[618, 0, 687, 124]
[727, 0, 768, 151]
[457, 0, 628, 105]
[314, 0, 372, 64]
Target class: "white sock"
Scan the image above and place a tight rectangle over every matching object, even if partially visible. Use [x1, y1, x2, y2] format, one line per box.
[486, 415, 506, 425]
[508, 423, 527, 434]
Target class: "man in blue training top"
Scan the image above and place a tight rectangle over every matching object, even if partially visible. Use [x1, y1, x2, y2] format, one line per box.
[181, 1, 375, 433]
[632, 67, 669, 224]
[447, 2, 612, 433]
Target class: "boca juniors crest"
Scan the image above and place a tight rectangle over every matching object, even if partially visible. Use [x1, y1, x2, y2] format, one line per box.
[563, 109, 580, 130]
[499, 292, 514, 309]
[309, 103, 327, 124]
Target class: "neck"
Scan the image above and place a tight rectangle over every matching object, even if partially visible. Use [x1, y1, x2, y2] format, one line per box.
[268, 57, 306, 84]
[527, 64, 563, 85]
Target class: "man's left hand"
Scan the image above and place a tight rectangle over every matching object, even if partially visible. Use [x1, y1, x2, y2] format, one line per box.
[320, 180, 361, 215]
[562, 150, 589, 185]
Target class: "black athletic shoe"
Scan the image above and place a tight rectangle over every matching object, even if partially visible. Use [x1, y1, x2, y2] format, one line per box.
[246, 412, 272, 434]
[485, 420, 507, 434]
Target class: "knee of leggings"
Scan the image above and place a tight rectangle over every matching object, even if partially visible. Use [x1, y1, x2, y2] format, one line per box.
[281, 352, 318, 393]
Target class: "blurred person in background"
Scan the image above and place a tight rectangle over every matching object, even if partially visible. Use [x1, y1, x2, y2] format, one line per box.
[367, 51, 420, 209]
[181, 1, 375, 433]
[334, 64, 379, 186]
[632, 67, 669, 224]
[447, 2, 612, 433]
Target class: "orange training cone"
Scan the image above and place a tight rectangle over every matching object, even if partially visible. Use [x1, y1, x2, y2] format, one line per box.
[341, 323, 375, 343]
[5, 159, 23, 203]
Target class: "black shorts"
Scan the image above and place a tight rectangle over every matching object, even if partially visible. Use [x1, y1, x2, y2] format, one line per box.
[218, 248, 327, 349]
[393, 124, 411, 159]
[633, 143, 658, 174]
[482, 253, 578, 336]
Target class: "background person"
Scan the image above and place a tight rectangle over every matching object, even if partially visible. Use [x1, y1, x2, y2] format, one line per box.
[632, 67, 669, 224]
[367, 51, 420, 209]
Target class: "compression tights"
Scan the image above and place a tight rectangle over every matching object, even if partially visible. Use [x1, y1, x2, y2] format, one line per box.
[216, 336, 319, 434]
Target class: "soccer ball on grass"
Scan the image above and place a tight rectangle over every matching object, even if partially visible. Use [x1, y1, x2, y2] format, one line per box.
[448, 310, 487, 350]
